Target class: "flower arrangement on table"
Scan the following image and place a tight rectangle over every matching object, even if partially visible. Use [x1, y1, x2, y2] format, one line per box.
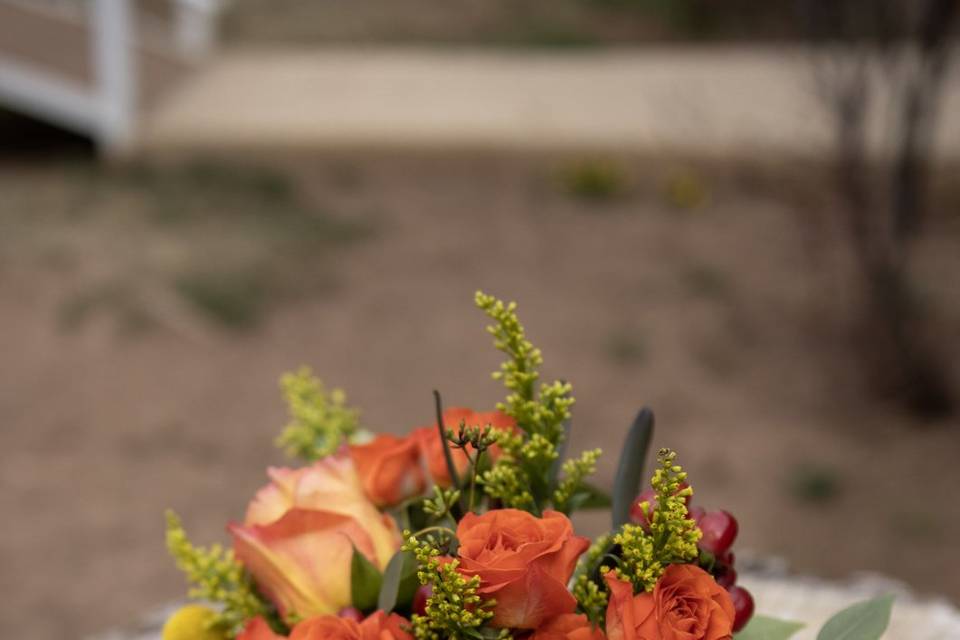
[162, 292, 894, 640]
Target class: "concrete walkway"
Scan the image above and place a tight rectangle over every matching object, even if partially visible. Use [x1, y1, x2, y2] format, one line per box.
[140, 47, 960, 156]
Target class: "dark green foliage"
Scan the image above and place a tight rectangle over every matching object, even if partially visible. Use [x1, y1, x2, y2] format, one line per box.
[350, 546, 383, 613]
[612, 408, 655, 528]
[175, 268, 268, 330]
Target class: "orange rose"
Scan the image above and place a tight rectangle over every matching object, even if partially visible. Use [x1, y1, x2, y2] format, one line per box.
[530, 613, 606, 640]
[237, 617, 284, 640]
[412, 408, 516, 487]
[230, 456, 401, 619]
[604, 565, 734, 640]
[350, 434, 425, 506]
[291, 611, 413, 640]
[456, 509, 589, 629]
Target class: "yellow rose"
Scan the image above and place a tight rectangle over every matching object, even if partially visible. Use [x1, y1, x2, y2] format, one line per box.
[161, 605, 226, 640]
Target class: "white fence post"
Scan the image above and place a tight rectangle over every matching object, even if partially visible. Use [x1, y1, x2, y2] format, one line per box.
[91, 0, 136, 153]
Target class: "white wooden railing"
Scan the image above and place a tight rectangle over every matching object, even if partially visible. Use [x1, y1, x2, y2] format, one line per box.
[0, 0, 222, 153]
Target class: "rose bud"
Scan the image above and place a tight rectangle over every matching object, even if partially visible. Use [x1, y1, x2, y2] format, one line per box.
[629, 484, 694, 528]
[688, 505, 706, 525]
[412, 585, 431, 617]
[350, 434, 425, 506]
[337, 607, 363, 622]
[628, 489, 657, 526]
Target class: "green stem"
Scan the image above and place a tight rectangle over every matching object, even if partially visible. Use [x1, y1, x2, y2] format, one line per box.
[433, 390, 462, 490]
[412, 525, 457, 540]
[468, 449, 484, 513]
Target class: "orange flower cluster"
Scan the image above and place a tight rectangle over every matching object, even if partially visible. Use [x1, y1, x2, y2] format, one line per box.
[229, 453, 734, 639]
[183, 405, 734, 640]
[162, 295, 757, 640]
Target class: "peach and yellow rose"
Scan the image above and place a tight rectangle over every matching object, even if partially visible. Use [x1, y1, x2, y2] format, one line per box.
[605, 564, 735, 640]
[456, 508, 589, 629]
[412, 408, 516, 487]
[230, 456, 400, 620]
[350, 434, 425, 506]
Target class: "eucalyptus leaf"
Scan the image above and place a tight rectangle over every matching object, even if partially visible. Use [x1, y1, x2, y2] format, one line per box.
[377, 550, 418, 613]
[735, 615, 805, 640]
[567, 482, 613, 511]
[611, 408, 655, 528]
[350, 545, 383, 612]
[817, 594, 894, 640]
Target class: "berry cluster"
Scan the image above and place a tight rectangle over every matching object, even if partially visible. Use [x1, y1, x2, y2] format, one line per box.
[630, 487, 754, 632]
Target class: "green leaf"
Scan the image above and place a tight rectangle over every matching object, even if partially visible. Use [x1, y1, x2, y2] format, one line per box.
[817, 595, 894, 640]
[735, 615, 805, 640]
[567, 482, 612, 511]
[350, 545, 383, 613]
[377, 550, 418, 613]
[612, 408, 655, 528]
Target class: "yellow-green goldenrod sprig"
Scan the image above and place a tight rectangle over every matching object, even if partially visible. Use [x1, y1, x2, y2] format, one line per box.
[402, 532, 508, 640]
[572, 534, 613, 626]
[165, 510, 269, 635]
[610, 449, 701, 592]
[474, 291, 573, 442]
[572, 573, 609, 628]
[422, 485, 462, 522]
[275, 366, 359, 460]
[476, 292, 595, 516]
[553, 448, 603, 514]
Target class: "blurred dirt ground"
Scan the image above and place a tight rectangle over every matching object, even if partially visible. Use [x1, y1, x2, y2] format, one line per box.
[1, 136, 959, 638]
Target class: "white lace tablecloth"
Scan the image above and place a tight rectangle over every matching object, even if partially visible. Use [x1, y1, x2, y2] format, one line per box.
[89, 558, 960, 640]
[735, 557, 960, 639]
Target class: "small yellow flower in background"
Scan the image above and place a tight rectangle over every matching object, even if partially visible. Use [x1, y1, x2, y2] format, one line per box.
[663, 166, 710, 210]
[161, 604, 227, 640]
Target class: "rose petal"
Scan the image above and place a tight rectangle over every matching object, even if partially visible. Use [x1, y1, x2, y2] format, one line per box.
[487, 562, 578, 629]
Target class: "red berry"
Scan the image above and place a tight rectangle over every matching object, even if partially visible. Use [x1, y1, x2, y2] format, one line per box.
[716, 550, 735, 568]
[413, 585, 432, 617]
[698, 510, 738, 555]
[729, 586, 754, 632]
[338, 607, 363, 622]
[715, 565, 738, 589]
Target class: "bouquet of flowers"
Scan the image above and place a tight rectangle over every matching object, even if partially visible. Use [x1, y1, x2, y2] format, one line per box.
[161, 293, 894, 640]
